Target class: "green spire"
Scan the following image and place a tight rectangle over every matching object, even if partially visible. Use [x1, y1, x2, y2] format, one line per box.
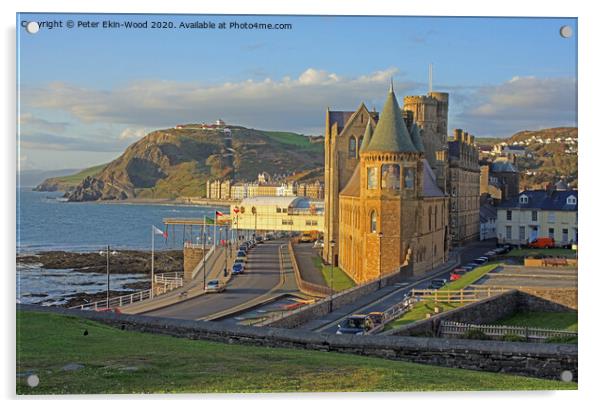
[410, 123, 425, 152]
[363, 88, 416, 153]
[359, 121, 373, 153]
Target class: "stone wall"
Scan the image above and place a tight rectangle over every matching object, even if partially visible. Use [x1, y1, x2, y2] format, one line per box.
[388, 289, 577, 338]
[268, 263, 413, 329]
[18, 304, 577, 382]
[183, 246, 205, 281]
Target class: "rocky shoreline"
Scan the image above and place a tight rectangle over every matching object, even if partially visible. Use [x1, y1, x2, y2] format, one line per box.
[17, 249, 183, 274]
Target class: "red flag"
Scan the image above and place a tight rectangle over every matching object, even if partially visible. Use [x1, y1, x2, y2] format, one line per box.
[233, 206, 240, 214]
[216, 210, 224, 217]
[153, 225, 168, 239]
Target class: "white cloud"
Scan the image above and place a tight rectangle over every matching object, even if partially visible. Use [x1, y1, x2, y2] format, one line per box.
[21, 67, 415, 134]
[454, 76, 576, 137]
[119, 127, 149, 140]
[19, 113, 69, 133]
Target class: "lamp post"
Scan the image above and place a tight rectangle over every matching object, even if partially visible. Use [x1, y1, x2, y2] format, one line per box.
[329, 239, 336, 312]
[377, 232, 383, 289]
[99, 245, 118, 309]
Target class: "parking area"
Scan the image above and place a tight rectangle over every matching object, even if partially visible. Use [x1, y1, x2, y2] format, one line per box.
[474, 264, 577, 289]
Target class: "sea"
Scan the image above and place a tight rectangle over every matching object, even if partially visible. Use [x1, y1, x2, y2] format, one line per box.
[16, 188, 229, 306]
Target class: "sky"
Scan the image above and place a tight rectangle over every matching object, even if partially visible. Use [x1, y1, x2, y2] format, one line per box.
[17, 13, 577, 171]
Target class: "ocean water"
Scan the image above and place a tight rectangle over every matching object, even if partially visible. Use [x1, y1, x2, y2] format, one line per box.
[16, 188, 230, 305]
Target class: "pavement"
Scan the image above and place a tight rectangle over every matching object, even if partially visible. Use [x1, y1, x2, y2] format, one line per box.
[474, 264, 577, 289]
[122, 245, 233, 314]
[140, 239, 291, 320]
[292, 242, 328, 286]
[298, 240, 497, 333]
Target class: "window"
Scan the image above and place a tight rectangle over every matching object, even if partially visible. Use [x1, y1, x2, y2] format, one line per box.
[548, 212, 556, 223]
[370, 210, 377, 233]
[562, 228, 569, 242]
[548, 228, 555, 239]
[381, 164, 400, 191]
[367, 167, 378, 189]
[567, 195, 577, 205]
[506, 226, 512, 240]
[348, 136, 357, 158]
[519, 195, 528, 204]
[281, 219, 293, 225]
[428, 207, 432, 231]
[358, 136, 363, 151]
[519, 226, 525, 241]
[305, 220, 312, 226]
[276, 207, 282, 213]
[403, 167, 415, 189]
[531, 211, 538, 222]
[506, 210, 512, 221]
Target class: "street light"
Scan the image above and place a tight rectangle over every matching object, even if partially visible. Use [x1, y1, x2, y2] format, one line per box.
[329, 239, 336, 312]
[377, 232, 383, 289]
[99, 245, 118, 309]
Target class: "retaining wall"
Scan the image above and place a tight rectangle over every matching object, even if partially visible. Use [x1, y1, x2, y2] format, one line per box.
[18, 305, 577, 382]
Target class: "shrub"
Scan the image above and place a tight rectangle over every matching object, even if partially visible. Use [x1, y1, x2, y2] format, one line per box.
[501, 334, 527, 342]
[461, 329, 490, 340]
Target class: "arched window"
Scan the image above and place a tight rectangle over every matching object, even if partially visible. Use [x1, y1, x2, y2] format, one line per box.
[358, 136, 364, 152]
[434, 206, 438, 228]
[370, 210, 377, 233]
[348, 136, 357, 158]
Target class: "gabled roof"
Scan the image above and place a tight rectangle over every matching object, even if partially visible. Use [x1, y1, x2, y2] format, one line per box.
[498, 189, 578, 211]
[410, 123, 425, 152]
[363, 87, 417, 153]
[422, 160, 444, 197]
[359, 121, 373, 153]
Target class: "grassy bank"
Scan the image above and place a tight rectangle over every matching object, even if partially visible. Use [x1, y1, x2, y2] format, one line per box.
[385, 263, 499, 330]
[494, 311, 578, 332]
[16, 311, 575, 394]
[312, 256, 356, 292]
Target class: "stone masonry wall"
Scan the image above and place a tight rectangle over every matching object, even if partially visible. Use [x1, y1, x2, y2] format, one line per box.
[183, 246, 205, 281]
[18, 305, 577, 382]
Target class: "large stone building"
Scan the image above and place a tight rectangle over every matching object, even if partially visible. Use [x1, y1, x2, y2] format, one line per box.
[448, 129, 481, 244]
[327, 86, 449, 283]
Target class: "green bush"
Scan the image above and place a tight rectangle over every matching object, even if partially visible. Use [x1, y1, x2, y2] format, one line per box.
[501, 334, 527, 342]
[461, 329, 490, 340]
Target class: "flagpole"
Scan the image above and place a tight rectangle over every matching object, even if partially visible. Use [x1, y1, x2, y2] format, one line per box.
[151, 226, 155, 299]
[213, 212, 217, 250]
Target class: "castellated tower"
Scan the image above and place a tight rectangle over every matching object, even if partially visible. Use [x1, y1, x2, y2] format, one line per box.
[403, 92, 449, 193]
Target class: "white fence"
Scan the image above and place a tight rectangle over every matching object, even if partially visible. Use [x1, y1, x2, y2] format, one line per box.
[69, 289, 153, 311]
[439, 320, 578, 342]
[411, 288, 508, 304]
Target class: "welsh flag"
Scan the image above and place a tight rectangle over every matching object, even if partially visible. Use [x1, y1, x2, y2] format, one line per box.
[153, 225, 168, 239]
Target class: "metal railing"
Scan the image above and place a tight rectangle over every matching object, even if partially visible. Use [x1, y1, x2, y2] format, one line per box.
[439, 320, 578, 342]
[69, 289, 153, 311]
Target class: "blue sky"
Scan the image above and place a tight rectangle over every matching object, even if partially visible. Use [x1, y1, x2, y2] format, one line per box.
[17, 13, 577, 170]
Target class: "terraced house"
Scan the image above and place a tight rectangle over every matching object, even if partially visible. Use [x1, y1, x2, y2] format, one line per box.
[496, 188, 578, 246]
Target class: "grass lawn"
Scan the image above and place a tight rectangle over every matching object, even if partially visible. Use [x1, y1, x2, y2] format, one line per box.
[494, 311, 578, 332]
[507, 248, 577, 258]
[16, 311, 575, 394]
[262, 130, 323, 153]
[384, 263, 500, 330]
[312, 256, 356, 292]
[55, 163, 107, 185]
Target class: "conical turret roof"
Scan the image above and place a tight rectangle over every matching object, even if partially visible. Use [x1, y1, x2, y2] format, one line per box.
[410, 123, 425, 152]
[359, 121, 373, 153]
[363, 87, 417, 153]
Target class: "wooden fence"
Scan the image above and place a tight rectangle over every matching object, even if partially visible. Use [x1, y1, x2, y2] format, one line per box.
[411, 288, 508, 304]
[439, 320, 577, 342]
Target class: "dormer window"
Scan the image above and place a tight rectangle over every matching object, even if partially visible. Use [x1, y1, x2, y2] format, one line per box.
[519, 195, 529, 204]
[567, 195, 577, 205]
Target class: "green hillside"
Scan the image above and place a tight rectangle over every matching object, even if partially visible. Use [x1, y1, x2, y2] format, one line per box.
[36, 125, 324, 201]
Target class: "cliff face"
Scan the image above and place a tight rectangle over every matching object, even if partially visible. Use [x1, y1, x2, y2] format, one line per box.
[52, 126, 323, 202]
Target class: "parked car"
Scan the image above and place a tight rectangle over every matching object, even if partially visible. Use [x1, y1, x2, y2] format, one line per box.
[232, 262, 245, 275]
[473, 257, 488, 265]
[313, 239, 324, 249]
[255, 236, 264, 243]
[453, 267, 468, 274]
[205, 279, 225, 293]
[236, 251, 247, 260]
[428, 278, 447, 290]
[336, 315, 375, 335]
[234, 257, 246, 265]
[462, 264, 475, 271]
[485, 251, 497, 257]
[238, 245, 248, 253]
[528, 237, 555, 249]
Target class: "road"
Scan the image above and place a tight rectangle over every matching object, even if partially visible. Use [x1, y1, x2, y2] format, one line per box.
[142, 239, 285, 320]
[299, 240, 497, 334]
[292, 243, 327, 286]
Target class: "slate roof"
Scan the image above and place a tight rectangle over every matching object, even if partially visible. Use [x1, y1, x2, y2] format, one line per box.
[422, 160, 444, 197]
[359, 121, 373, 153]
[490, 160, 518, 173]
[410, 123, 425, 153]
[480, 204, 497, 223]
[339, 165, 361, 197]
[497, 189, 578, 211]
[363, 87, 417, 153]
